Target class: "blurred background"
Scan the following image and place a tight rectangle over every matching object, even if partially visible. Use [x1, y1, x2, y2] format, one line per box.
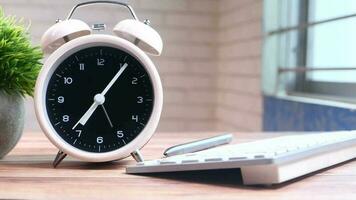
[3, 0, 355, 134]
[1, 0, 262, 133]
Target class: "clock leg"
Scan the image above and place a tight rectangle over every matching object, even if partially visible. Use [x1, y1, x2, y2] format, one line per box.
[53, 150, 67, 168]
[131, 150, 144, 163]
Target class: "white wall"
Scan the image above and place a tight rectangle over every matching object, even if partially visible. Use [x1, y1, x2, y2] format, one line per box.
[1, 0, 262, 133]
[216, 0, 263, 131]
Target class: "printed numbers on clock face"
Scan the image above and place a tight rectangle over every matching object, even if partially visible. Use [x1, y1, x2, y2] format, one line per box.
[46, 46, 154, 153]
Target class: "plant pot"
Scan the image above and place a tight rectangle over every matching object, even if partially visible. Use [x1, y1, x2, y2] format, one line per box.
[0, 91, 25, 158]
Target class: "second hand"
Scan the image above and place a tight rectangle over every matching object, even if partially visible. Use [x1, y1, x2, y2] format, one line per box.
[101, 104, 113, 128]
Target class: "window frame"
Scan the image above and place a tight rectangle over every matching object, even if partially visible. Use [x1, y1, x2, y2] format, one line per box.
[263, 0, 356, 104]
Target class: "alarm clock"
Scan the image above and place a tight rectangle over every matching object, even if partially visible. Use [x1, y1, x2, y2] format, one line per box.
[34, 1, 163, 167]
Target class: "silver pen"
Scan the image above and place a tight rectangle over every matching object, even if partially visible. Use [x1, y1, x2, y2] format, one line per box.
[163, 133, 233, 157]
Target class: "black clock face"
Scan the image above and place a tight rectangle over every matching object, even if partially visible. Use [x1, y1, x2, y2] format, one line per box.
[45, 46, 154, 153]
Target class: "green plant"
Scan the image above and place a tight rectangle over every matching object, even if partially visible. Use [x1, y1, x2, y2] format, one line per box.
[0, 9, 42, 97]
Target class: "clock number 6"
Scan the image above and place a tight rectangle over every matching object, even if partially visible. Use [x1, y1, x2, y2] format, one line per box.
[97, 137, 103, 144]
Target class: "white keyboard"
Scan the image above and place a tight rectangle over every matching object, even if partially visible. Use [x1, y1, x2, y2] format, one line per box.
[126, 131, 356, 185]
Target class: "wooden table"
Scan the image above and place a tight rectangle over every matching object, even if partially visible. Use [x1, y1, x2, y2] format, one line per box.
[0, 132, 355, 200]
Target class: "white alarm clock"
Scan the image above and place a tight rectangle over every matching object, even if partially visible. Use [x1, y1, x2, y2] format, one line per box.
[34, 1, 163, 167]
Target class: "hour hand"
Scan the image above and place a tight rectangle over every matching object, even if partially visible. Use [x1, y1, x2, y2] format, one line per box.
[72, 94, 105, 130]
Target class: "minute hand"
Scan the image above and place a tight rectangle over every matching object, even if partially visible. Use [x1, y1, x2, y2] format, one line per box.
[101, 63, 128, 96]
[72, 63, 128, 129]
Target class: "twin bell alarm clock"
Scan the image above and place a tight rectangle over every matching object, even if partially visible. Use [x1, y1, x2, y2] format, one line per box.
[34, 1, 163, 167]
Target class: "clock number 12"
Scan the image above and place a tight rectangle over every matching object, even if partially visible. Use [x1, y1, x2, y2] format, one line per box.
[97, 58, 105, 66]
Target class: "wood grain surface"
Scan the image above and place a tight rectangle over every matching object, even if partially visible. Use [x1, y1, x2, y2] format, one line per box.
[0, 132, 355, 200]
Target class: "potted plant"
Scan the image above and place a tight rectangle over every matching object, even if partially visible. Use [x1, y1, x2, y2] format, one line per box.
[0, 9, 42, 158]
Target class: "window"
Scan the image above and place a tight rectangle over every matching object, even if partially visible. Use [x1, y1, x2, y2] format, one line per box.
[263, 0, 356, 103]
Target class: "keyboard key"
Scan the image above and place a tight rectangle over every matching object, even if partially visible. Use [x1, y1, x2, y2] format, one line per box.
[254, 155, 265, 159]
[181, 159, 199, 164]
[205, 158, 222, 162]
[159, 161, 176, 165]
[228, 156, 247, 160]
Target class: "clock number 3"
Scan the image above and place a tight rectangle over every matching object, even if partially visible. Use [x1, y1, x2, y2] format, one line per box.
[137, 96, 143, 103]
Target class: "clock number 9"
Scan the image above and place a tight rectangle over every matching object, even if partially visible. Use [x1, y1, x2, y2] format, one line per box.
[97, 137, 103, 144]
[58, 96, 64, 104]
[117, 130, 124, 138]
